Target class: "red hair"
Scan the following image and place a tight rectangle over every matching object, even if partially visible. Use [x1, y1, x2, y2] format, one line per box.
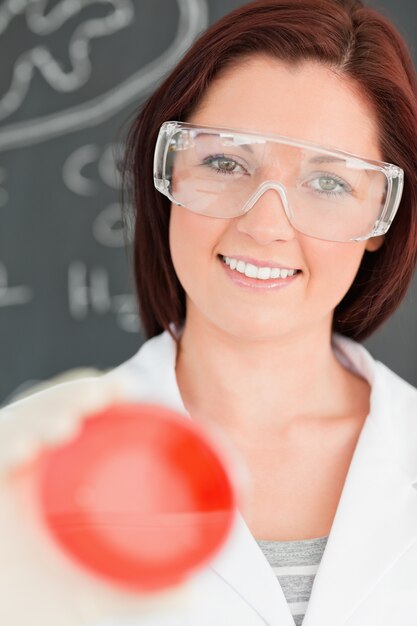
[122, 0, 417, 342]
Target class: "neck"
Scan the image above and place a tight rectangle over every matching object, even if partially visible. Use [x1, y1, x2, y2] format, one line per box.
[174, 313, 366, 444]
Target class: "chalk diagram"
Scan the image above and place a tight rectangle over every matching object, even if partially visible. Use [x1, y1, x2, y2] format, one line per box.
[0, 0, 208, 399]
[0, 0, 209, 151]
[62, 142, 128, 248]
[0, 261, 32, 307]
[68, 261, 139, 333]
[0, 0, 208, 318]
[0, 0, 135, 122]
[62, 140, 138, 331]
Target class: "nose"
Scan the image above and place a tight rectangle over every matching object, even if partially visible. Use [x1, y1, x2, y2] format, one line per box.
[235, 181, 296, 244]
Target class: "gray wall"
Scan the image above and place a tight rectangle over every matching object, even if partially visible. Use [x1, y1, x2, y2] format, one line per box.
[0, 0, 415, 404]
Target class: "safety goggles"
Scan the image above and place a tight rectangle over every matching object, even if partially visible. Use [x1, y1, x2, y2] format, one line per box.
[153, 120, 404, 242]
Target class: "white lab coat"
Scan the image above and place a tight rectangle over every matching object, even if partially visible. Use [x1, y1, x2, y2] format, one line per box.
[108, 328, 417, 626]
[1, 329, 417, 626]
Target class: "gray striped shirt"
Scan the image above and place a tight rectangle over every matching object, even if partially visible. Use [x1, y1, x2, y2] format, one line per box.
[255, 536, 329, 625]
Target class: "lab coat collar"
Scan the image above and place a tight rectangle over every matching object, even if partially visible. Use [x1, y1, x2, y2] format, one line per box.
[114, 328, 417, 626]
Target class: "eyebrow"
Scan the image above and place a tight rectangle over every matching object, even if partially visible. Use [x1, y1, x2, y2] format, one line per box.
[237, 143, 255, 154]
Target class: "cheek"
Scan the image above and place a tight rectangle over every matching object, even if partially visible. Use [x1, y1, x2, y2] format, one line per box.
[168, 206, 219, 292]
[306, 239, 366, 305]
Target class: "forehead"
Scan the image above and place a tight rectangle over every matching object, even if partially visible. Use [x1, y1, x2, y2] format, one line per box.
[186, 56, 382, 160]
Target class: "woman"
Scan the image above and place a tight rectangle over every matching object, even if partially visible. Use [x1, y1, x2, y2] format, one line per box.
[1, 0, 417, 624]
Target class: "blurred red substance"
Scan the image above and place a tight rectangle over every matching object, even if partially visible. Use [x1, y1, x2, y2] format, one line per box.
[36, 403, 236, 592]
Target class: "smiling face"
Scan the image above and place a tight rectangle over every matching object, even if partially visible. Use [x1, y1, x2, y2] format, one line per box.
[168, 56, 384, 341]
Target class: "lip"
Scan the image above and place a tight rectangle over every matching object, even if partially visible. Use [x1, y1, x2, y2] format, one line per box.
[219, 254, 300, 271]
[219, 255, 301, 291]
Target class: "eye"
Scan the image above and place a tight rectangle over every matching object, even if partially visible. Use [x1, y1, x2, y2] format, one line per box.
[316, 177, 341, 192]
[213, 157, 238, 173]
[304, 172, 353, 196]
[200, 154, 248, 175]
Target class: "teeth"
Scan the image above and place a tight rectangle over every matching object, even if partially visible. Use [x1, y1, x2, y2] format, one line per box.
[244, 263, 258, 278]
[257, 266, 271, 280]
[223, 256, 298, 279]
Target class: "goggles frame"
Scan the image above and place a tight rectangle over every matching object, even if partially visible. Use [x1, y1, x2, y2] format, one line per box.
[153, 120, 404, 242]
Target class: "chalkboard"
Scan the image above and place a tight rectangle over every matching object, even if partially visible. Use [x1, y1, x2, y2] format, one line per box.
[1, 0, 416, 405]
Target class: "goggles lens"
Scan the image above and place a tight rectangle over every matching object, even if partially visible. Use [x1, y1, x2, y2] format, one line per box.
[154, 123, 404, 242]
